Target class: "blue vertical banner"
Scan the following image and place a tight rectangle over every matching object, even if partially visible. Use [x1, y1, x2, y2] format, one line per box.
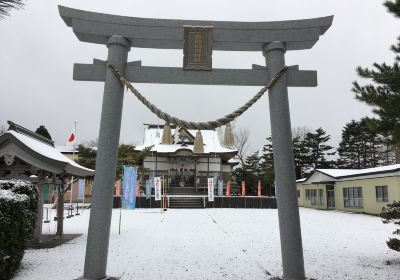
[145, 178, 152, 199]
[77, 179, 85, 200]
[122, 166, 137, 209]
[218, 180, 223, 196]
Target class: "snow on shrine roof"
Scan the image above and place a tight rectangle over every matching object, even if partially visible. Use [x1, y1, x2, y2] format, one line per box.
[228, 157, 240, 165]
[316, 165, 400, 179]
[1, 130, 94, 177]
[56, 146, 78, 153]
[135, 126, 237, 155]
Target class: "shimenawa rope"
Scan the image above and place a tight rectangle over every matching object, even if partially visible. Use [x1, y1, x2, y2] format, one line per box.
[106, 62, 288, 130]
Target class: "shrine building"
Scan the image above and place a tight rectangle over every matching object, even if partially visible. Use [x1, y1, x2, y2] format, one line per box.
[135, 124, 239, 195]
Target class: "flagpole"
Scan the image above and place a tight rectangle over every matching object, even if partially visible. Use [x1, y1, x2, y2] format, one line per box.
[69, 122, 77, 212]
[119, 166, 124, 235]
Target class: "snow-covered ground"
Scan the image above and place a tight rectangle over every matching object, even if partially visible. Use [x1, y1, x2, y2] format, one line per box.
[14, 207, 400, 280]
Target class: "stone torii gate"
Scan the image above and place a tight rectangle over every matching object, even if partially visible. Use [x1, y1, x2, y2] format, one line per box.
[59, 6, 332, 280]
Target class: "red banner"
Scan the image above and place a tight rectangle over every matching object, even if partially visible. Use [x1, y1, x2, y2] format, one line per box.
[257, 180, 261, 197]
[241, 180, 245, 197]
[226, 180, 231, 197]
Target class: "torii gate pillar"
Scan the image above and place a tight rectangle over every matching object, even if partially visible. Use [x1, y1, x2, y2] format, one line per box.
[264, 41, 305, 279]
[83, 35, 130, 280]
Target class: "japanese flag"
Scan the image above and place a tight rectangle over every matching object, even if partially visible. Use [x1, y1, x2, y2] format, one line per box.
[67, 132, 75, 143]
[66, 129, 76, 146]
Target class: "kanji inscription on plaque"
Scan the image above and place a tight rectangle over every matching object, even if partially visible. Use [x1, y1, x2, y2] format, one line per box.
[183, 26, 213, 70]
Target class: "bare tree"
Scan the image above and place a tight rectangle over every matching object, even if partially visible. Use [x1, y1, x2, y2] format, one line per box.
[233, 128, 250, 165]
[0, 124, 7, 135]
[85, 138, 99, 148]
[0, 0, 25, 19]
[291, 126, 312, 141]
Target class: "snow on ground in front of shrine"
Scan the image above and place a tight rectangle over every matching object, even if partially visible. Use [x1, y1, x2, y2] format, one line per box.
[14, 207, 400, 280]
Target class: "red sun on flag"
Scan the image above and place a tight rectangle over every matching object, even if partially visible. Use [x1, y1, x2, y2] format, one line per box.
[68, 132, 75, 142]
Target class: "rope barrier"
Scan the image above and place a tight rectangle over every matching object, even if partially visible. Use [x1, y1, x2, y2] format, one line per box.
[106, 62, 288, 130]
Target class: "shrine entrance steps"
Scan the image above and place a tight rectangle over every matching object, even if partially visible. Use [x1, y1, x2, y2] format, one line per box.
[169, 197, 204, 209]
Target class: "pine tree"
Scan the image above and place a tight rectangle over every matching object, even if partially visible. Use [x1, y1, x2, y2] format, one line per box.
[261, 137, 274, 171]
[75, 143, 151, 179]
[260, 137, 275, 188]
[260, 134, 309, 181]
[352, 0, 400, 159]
[75, 144, 97, 170]
[292, 136, 309, 178]
[381, 201, 400, 252]
[35, 125, 52, 140]
[0, 0, 24, 19]
[116, 144, 152, 179]
[303, 128, 335, 170]
[337, 119, 383, 168]
[232, 151, 262, 195]
[244, 151, 262, 195]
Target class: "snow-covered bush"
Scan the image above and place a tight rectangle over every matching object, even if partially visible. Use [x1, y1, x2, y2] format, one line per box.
[381, 201, 400, 252]
[0, 180, 38, 280]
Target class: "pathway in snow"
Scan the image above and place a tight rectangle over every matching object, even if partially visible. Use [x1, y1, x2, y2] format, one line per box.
[14, 208, 400, 280]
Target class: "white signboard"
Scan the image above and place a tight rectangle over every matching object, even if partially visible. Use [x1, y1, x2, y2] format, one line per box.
[208, 178, 214, 202]
[154, 177, 162, 201]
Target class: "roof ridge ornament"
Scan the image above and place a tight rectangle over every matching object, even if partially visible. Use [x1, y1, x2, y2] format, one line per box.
[7, 121, 54, 147]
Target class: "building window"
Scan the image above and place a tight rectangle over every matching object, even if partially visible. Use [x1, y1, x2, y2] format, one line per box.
[297, 190, 300, 198]
[343, 187, 363, 208]
[311, 189, 317, 205]
[376, 185, 388, 202]
[318, 189, 324, 205]
[305, 189, 323, 205]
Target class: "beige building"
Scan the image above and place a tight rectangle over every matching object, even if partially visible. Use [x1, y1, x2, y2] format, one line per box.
[297, 165, 400, 215]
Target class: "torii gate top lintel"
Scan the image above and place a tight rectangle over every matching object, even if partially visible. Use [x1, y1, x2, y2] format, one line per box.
[58, 5, 333, 51]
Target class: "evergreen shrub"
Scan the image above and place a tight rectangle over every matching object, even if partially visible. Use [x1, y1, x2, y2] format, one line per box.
[381, 201, 400, 252]
[0, 180, 38, 280]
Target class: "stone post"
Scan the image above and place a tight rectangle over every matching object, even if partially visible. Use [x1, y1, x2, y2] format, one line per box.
[33, 177, 44, 243]
[83, 35, 130, 280]
[56, 177, 65, 237]
[263, 41, 306, 280]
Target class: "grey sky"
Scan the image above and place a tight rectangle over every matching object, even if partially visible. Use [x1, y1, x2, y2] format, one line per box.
[0, 0, 399, 155]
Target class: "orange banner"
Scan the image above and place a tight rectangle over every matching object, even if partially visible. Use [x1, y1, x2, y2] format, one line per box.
[241, 180, 245, 197]
[115, 179, 121, 196]
[257, 180, 261, 197]
[226, 180, 231, 197]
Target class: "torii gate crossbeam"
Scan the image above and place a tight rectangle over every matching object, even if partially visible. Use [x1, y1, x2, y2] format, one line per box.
[59, 5, 333, 280]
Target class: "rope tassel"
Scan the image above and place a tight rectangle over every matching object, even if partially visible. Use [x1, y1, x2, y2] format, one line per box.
[161, 123, 173, 144]
[223, 123, 234, 147]
[193, 130, 204, 154]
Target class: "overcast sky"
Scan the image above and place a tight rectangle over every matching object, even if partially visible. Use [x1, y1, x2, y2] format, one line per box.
[0, 0, 399, 154]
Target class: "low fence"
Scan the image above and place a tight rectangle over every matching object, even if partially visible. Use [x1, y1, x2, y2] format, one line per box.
[113, 196, 277, 209]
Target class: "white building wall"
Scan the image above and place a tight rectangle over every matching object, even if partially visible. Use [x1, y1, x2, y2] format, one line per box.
[144, 155, 226, 173]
